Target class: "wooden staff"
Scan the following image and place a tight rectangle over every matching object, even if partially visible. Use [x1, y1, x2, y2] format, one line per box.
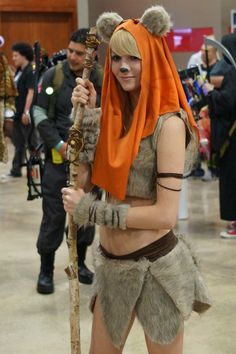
[64, 27, 100, 354]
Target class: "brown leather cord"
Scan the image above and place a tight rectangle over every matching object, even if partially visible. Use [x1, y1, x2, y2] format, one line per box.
[99, 230, 178, 262]
[156, 172, 183, 179]
[156, 181, 182, 192]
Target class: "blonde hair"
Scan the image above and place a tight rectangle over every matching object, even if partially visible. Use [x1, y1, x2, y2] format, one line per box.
[110, 29, 141, 58]
[109, 29, 141, 135]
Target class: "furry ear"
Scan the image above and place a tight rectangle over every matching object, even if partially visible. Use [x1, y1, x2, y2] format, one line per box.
[140, 5, 172, 36]
[96, 12, 124, 43]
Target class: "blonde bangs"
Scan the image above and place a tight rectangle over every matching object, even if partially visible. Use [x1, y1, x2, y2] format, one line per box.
[110, 29, 141, 58]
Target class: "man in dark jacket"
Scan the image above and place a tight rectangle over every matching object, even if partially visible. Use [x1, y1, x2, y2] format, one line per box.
[33, 29, 103, 293]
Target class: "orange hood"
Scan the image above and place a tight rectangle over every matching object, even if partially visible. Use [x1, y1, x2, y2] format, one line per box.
[92, 19, 198, 200]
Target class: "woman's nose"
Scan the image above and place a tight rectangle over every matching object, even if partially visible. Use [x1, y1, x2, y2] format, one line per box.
[120, 66, 129, 73]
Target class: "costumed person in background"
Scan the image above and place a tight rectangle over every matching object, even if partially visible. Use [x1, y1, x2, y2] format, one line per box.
[10, 42, 38, 177]
[0, 36, 17, 164]
[187, 35, 218, 75]
[209, 34, 233, 88]
[187, 36, 219, 179]
[198, 34, 234, 181]
[203, 33, 236, 239]
[199, 37, 219, 79]
[62, 6, 212, 354]
[33, 28, 103, 294]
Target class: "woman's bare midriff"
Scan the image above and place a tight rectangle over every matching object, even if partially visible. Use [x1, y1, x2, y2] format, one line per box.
[99, 195, 170, 255]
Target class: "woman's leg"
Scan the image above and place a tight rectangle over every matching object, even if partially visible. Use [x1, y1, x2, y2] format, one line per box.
[145, 328, 184, 354]
[89, 298, 135, 354]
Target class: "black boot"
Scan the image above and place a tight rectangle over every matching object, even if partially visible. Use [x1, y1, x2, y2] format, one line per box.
[37, 252, 55, 294]
[77, 243, 94, 285]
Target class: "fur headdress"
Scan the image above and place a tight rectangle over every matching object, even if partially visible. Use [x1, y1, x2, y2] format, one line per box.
[96, 5, 172, 43]
[92, 6, 198, 200]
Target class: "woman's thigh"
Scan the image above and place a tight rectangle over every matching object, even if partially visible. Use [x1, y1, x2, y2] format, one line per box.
[145, 327, 184, 354]
[89, 297, 135, 354]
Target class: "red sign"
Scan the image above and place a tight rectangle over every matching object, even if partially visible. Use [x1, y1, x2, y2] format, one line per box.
[166, 27, 213, 52]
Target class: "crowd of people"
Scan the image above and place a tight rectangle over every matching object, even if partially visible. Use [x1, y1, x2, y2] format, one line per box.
[1, 4, 236, 352]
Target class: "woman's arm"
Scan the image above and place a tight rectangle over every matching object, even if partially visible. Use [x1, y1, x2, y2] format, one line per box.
[76, 163, 92, 192]
[126, 115, 186, 230]
[126, 116, 186, 229]
[62, 115, 186, 231]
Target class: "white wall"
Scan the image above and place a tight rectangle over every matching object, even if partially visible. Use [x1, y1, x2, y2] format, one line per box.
[77, 0, 89, 28]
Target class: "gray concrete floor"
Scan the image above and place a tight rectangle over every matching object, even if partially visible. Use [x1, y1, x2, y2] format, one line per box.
[0, 142, 235, 354]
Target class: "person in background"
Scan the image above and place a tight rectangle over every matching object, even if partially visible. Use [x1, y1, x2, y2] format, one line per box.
[33, 28, 103, 294]
[188, 36, 219, 179]
[62, 6, 212, 353]
[204, 33, 236, 239]
[187, 50, 202, 68]
[199, 34, 234, 181]
[209, 34, 234, 88]
[0, 36, 17, 163]
[10, 42, 37, 177]
[187, 35, 219, 75]
[200, 40, 218, 79]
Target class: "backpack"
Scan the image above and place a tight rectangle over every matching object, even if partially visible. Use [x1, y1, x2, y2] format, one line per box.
[47, 61, 65, 120]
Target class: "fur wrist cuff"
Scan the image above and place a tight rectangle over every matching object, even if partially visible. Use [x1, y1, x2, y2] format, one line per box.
[78, 108, 101, 164]
[73, 193, 130, 230]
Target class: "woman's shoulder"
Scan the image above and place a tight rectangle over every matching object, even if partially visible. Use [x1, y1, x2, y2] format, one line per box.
[152, 110, 186, 145]
[152, 110, 198, 175]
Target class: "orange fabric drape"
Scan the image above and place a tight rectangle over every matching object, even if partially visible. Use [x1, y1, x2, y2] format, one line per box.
[92, 19, 198, 200]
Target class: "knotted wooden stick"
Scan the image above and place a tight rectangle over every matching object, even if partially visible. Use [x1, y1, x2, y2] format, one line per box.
[64, 27, 100, 354]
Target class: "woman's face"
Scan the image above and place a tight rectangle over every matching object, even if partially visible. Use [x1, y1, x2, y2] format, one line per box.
[111, 51, 141, 93]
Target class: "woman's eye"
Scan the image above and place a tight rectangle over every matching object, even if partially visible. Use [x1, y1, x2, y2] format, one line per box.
[130, 56, 140, 61]
[111, 55, 121, 62]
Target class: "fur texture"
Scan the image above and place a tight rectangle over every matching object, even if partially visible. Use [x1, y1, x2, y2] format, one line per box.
[73, 193, 130, 230]
[140, 5, 172, 36]
[96, 12, 123, 43]
[78, 108, 101, 163]
[73, 192, 98, 226]
[96, 6, 172, 43]
[90, 235, 212, 348]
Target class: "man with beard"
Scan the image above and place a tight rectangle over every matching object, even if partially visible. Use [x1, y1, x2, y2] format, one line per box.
[33, 28, 103, 294]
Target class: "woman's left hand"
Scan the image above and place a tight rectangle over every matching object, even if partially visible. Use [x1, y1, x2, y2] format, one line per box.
[61, 187, 85, 215]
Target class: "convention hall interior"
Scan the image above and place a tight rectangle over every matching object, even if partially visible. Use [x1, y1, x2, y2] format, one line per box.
[0, 0, 236, 353]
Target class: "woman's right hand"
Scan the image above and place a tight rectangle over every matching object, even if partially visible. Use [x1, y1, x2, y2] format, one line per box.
[71, 78, 97, 108]
[61, 187, 85, 215]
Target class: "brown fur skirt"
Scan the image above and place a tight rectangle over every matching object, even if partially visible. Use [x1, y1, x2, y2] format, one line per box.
[90, 234, 212, 348]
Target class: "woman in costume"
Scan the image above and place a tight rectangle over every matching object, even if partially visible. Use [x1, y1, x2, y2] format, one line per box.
[62, 6, 212, 354]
